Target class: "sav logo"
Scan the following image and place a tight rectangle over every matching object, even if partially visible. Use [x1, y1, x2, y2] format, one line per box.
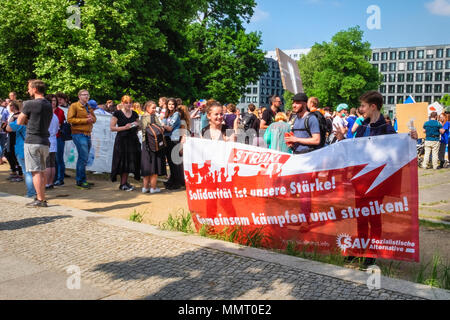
[336, 234, 371, 252]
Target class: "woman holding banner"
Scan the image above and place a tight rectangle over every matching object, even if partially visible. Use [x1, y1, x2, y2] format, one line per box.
[201, 101, 236, 142]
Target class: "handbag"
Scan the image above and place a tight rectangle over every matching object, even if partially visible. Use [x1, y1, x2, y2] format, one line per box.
[60, 121, 72, 141]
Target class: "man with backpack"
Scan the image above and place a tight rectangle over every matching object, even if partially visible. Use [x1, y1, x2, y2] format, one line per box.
[240, 103, 260, 145]
[284, 93, 327, 154]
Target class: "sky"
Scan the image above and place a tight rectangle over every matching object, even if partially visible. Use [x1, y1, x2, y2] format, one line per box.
[245, 0, 450, 51]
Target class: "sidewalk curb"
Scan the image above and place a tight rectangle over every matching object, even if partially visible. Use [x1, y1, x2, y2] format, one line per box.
[3, 192, 449, 300]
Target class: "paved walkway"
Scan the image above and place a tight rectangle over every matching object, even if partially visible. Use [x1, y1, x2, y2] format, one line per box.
[0, 193, 448, 300]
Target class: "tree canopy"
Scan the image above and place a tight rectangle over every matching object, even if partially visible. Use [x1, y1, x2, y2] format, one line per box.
[0, 0, 266, 103]
[298, 26, 381, 109]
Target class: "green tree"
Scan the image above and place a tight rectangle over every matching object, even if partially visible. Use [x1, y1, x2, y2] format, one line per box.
[0, 0, 265, 103]
[183, 0, 266, 103]
[283, 90, 293, 113]
[297, 26, 381, 109]
[441, 94, 450, 107]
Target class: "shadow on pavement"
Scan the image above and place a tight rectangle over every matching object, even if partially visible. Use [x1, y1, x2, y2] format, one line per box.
[0, 215, 72, 231]
[91, 243, 393, 300]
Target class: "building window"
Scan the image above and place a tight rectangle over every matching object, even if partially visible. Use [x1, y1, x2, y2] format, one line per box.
[446, 48, 450, 58]
[399, 51, 406, 60]
[446, 84, 450, 92]
[241, 96, 245, 103]
[415, 96, 423, 102]
[424, 96, 432, 103]
[381, 63, 387, 72]
[426, 61, 433, 70]
[389, 85, 395, 93]
[416, 61, 424, 70]
[425, 73, 433, 81]
[408, 50, 415, 59]
[253, 87, 258, 94]
[407, 62, 414, 71]
[445, 72, 450, 81]
[390, 52, 397, 60]
[406, 85, 413, 93]
[446, 60, 450, 69]
[397, 85, 404, 93]
[373, 53, 379, 61]
[246, 96, 251, 103]
[417, 50, 424, 59]
[425, 84, 433, 93]
[381, 52, 388, 60]
[435, 73, 442, 81]
[397, 74, 405, 82]
[380, 85, 386, 93]
[415, 85, 423, 93]
[388, 96, 395, 104]
[435, 84, 442, 93]
[416, 73, 424, 82]
[437, 49, 444, 58]
[252, 96, 257, 103]
[436, 61, 443, 70]
[434, 96, 441, 102]
[372, 64, 379, 70]
[389, 74, 396, 82]
[389, 63, 396, 71]
[382, 74, 387, 82]
[406, 73, 414, 82]
[397, 96, 404, 104]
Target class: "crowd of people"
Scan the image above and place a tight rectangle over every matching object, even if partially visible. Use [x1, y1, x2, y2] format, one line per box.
[0, 79, 448, 208]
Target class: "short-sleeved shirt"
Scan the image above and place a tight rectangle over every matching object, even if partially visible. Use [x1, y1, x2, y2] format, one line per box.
[22, 98, 53, 146]
[262, 108, 276, 127]
[440, 121, 449, 144]
[423, 120, 442, 142]
[48, 114, 60, 153]
[292, 113, 320, 154]
[346, 115, 357, 138]
[113, 110, 140, 138]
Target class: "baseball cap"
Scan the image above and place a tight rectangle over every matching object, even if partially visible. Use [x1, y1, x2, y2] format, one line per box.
[336, 103, 348, 112]
[88, 99, 98, 109]
[292, 93, 308, 102]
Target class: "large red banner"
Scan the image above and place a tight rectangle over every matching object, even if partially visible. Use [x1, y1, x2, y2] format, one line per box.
[183, 134, 419, 262]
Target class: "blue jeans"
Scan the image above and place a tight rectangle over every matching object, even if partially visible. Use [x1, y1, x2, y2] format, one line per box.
[17, 156, 36, 198]
[0, 133, 6, 157]
[55, 137, 66, 183]
[72, 134, 91, 184]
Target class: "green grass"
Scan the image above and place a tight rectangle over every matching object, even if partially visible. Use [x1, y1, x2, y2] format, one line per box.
[159, 209, 195, 234]
[415, 253, 450, 290]
[419, 219, 450, 231]
[129, 209, 145, 223]
[421, 200, 448, 206]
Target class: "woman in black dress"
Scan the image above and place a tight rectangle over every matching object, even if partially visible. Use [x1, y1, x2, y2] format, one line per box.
[110, 95, 141, 191]
[140, 100, 167, 194]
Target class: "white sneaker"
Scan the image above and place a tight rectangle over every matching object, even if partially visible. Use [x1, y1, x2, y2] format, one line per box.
[150, 188, 161, 194]
[142, 188, 150, 193]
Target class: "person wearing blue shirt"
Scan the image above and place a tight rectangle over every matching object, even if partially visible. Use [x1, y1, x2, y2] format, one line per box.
[438, 113, 449, 168]
[162, 98, 183, 190]
[346, 108, 357, 139]
[6, 102, 36, 198]
[422, 112, 444, 170]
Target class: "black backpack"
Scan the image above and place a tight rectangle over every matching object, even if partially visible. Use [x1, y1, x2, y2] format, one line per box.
[293, 111, 328, 150]
[145, 124, 166, 152]
[242, 113, 257, 131]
